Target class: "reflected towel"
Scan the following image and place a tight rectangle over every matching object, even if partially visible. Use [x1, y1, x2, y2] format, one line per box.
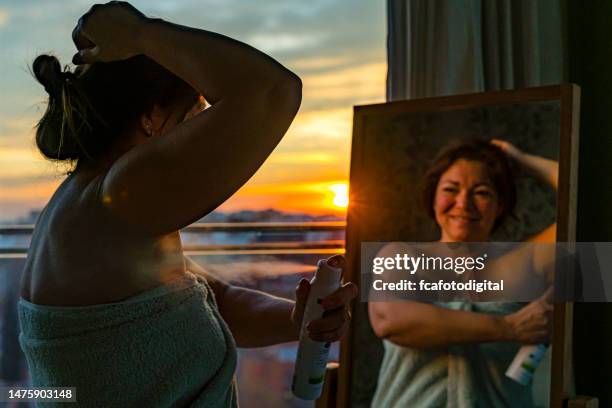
[371, 302, 535, 408]
[18, 272, 238, 408]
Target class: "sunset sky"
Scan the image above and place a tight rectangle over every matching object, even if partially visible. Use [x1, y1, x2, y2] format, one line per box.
[0, 0, 386, 222]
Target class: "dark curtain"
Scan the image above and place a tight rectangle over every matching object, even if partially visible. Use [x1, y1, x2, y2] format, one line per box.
[387, 0, 563, 100]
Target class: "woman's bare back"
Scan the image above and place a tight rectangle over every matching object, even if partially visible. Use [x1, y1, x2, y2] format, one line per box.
[22, 2, 301, 306]
[20, 169, 186, 306]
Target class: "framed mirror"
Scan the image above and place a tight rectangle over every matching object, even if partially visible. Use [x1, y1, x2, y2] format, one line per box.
[337, 85, 580, 407]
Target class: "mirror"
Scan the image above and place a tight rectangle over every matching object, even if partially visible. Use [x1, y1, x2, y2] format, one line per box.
[338, 85, 580, 407]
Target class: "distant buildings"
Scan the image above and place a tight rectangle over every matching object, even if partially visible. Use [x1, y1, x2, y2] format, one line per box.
[199, 208, 343, 223]
[4, 207, 343, 226]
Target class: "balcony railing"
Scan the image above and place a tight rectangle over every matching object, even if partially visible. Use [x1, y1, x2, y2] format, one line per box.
[0, 221, 346, 258]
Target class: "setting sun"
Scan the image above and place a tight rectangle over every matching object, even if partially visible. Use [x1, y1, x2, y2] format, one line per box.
[329, 183, 349, 209]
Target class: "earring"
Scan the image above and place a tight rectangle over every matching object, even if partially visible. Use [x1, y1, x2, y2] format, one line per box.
[144, 122, 153, 137]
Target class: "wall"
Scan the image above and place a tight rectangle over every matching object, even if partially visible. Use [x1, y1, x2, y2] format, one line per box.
[567, 1, 612, 405]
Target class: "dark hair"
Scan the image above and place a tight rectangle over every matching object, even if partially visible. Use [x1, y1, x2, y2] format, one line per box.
[421, 139, 517, 231]
[32, 54, 198, 164]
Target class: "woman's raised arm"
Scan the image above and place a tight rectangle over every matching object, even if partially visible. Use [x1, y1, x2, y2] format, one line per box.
[490, 139, 558, 189]
[73, 2, 302, 234]
[490, 139, 558, 242]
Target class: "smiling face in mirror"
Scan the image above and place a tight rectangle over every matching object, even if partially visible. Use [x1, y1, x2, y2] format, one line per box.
[434, 159, 502, 242]
[422, 140, 517, 243]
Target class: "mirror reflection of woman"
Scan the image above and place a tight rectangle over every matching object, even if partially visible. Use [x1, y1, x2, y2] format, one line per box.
[369, 139, 558, 407]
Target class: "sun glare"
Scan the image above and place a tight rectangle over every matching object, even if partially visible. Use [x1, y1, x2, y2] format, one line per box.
[329, 183, 349, 208]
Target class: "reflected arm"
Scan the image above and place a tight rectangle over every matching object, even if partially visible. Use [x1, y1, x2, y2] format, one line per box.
[368, 301, 511, 348]
[518, 153, 559, 190]
[517, 152, 558, 242]
[492, 139, 558, 189]
[523, 152, 559, 242]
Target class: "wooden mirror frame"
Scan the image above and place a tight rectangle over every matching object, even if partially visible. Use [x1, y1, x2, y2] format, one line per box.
[337, 84, 580, 407]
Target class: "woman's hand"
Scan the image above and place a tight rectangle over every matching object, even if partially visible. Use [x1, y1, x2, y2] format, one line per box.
[292, 255, 358, 342]
[503, 288, 553, 344]
[71, 1, 149, 65]
[490, 138, 524, 161]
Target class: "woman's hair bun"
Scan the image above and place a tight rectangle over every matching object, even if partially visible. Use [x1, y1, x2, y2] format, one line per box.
[32, 53, 198, 165]
[33, 54, 64, 96]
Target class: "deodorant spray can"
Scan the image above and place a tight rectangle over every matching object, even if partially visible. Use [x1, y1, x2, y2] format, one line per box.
[505, 344, 548, 385]
[292, 258, 342, 400]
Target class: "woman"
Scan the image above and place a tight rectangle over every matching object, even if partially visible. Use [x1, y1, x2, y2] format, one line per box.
[369, 139, 558, 407]
[19, 3, 356, 407]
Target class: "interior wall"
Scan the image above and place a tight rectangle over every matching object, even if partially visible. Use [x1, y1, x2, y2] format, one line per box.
[566, 1, 612, 405]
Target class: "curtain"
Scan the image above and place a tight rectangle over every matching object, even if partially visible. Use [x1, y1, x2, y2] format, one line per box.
[384, 2, 565, 405]
[386, 0, 564, 101]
